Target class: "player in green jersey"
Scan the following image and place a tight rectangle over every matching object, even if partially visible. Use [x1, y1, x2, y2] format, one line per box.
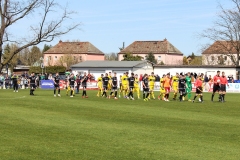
[185, 72, 192, 101]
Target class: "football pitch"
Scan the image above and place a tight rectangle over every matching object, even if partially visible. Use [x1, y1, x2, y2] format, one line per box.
[0, 89, 240, 160]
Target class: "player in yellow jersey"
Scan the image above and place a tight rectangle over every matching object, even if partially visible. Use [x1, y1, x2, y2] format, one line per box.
[148, 72, 156, 99]
[158, 74, 166, 100]
[172, 73, 179, 100]
[97, 74, 103, 97]
[133, 74, 140, 99]
[121, 72, 129, 98]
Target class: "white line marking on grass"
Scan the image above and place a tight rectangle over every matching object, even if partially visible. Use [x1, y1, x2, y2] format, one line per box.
[0, 96, 26, 99]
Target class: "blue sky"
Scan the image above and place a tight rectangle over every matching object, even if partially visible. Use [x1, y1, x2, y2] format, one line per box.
[11, 0, 232, 55]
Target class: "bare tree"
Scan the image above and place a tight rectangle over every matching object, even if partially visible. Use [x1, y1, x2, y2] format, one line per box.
[200, 0, 240, 66]
[0, 0, 80, 71]
[55, 51, 81, 70]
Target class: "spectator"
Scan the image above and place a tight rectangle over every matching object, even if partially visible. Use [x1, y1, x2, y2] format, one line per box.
[155, 74, 160, 82]
[5, 75, 10, 89]
[87, 72, 92, 82]
[228, 75, 234, 83]
[48, 73, 53, 80]
[139, 74, 143, 81]
[21, 71, 29, 78]
[44, 72, 48, 80]
[0, 73, 4, 88]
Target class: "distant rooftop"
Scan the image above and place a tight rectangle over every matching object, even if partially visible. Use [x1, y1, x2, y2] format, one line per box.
[44, 40, 104, 55]
[119, 39, 183, 55]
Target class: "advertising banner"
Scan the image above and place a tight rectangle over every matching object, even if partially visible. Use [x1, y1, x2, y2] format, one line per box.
[59, 80, 98, 90]
[40, 80, 55, 89]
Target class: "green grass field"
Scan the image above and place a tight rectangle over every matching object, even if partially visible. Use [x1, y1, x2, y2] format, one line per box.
[0, 89, 240, 160]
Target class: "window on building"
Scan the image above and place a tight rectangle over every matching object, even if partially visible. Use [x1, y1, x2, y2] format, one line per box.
[211, 56, 214, 61]
[80, 56, 82, 61]
[74, 56, 76, 60]
[48, 56, 51, 60]
[158, 56, 161, 61]
[55, 56, 57, 59]
[224, 56, 227, 60]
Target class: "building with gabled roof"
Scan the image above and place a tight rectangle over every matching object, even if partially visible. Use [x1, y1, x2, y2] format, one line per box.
[202, 41, 239, 65]
[43, 40, 104, 66]
[118, 39, 183, 65]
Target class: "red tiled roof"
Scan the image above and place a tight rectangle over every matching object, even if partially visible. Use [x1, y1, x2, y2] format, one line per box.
[44, 41, 104, 55]
[118, 39, 183, 55]
[202, 41, 239, 54]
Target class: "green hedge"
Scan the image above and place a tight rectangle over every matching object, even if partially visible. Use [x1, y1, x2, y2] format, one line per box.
[29, 66, 66, 74]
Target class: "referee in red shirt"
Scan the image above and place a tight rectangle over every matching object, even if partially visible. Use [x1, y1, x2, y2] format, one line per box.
[211, 71, 221, 101]
[219, 72, 229, 102]
[192, 76, 203, 103]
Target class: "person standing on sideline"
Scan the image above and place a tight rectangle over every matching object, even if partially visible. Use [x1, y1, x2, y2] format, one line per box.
[192, 76, 203, 103]
[211, 71, 221, 102]
[219, 72, 229, 102]
[12, 73, 19, 92]
[28, 72, 37, 95]
[53, 72, 61, 97]
[81, 72, 88, 98]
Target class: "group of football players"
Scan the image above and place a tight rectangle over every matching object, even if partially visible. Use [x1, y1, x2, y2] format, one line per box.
[26, 70, 229, 103]
[95, 70, 229, 103]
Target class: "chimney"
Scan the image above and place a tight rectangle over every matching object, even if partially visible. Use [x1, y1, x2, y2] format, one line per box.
[59, 40, 62, 43]
[123, 42, 125, 49]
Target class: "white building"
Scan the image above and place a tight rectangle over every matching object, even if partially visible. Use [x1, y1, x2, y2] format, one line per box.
[71, 60, 153, 80]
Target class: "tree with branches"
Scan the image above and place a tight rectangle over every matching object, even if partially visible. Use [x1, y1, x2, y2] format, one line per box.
[0, 0, 80, 71]
[200, 0, 240, 66]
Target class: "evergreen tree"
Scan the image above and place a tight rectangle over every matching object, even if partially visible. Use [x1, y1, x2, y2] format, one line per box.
[122, 53, 143, 61]
[146, 52, 157, 64]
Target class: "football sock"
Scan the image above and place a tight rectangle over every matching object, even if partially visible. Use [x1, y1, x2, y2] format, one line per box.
[193, 96, 197, 100]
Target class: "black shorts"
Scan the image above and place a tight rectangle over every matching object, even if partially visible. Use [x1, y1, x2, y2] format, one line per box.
[220, 84, 226, 92]
[213, 84, 220, 93]
[103, 85, 108, 91]
[196, 87, 202, 94]
[30, 84, 36, 89]
[82, 83, 87, 88]
[179, 88, 186, 95]
[143, 87, 149, 93]
[112, 86, 117, 90]
[54, 84, 60, 88]
[129, 86, 134, 91]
